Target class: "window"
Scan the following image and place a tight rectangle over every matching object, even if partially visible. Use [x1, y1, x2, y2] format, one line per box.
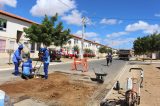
[74, 39, 78, 44]
[68, 40, 71, 45]
[0, 39, 6, 53]
[0, 18, 7, 31]
[16, 31, 23, 43]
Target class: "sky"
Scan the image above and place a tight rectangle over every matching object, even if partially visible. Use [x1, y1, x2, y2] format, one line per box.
[1, 0, 160, 49]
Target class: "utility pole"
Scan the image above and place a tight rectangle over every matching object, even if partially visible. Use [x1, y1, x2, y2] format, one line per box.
[80, 17, 86, 59]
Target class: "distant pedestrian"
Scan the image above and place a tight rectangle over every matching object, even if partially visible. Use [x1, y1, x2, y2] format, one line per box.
[106, 54, 110, 66]
[12, 44, 23, 76]
[109, 54, 112, 64]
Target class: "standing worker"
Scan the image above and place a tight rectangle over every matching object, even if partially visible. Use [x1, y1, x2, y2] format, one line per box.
[106, 54, 110, 66]
[109, 53, 112, 64]
[41, 48, 50, 79]
[12, 44, 23, 76]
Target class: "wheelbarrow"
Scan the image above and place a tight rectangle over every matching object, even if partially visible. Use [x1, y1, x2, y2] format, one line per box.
[91, 68, 108, 83]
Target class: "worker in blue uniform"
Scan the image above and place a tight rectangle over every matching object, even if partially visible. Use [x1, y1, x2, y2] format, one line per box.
[40, 48, 50, 79]
[21, 58, 33, 80]
[12, 44, 23, 76]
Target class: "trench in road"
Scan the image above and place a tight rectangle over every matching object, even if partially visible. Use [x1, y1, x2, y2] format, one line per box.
[0, 59, 127, 105]
[0, 59, 126, 85]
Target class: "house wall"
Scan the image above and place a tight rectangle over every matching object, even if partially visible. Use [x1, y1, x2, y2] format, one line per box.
[0, 11, 106, 64]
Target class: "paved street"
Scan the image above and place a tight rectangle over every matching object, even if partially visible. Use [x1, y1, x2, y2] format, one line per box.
[0, 59, 127, 84]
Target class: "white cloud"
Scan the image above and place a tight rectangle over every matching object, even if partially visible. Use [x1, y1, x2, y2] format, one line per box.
[61, 10, 93, 26]
[106, 20, 160, 39]
[125, 21, 160, 34]
[61, 10, 82, 26]
[30, 0, 76, 16]
[155, 14, 160, 17]
[105, 38, 135, 48]
[106, 31, 128, 38]
[74, 30, 98, 38]
[91, 37, 102, 43]
[100, 18, 122, 25]
[0, 0, 17, 8]
[74, 30, 101, 43]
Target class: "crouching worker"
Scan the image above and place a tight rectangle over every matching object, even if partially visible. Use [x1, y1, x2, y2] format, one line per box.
[21, 58, 33, 80]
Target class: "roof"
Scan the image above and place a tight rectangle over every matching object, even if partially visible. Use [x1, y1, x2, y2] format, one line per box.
[0, 10, 107, 47]
[71, 35, 107, 47]
[0, 10, 38, 24]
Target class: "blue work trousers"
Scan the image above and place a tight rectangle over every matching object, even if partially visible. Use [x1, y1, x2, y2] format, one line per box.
[14, 62, 19, 75]
[44, 63, 49, 79]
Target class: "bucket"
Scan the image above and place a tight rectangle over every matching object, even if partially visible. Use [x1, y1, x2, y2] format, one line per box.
[0, 90, 5, 106]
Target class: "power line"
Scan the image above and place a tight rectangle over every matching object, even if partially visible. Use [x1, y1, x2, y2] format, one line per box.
[88, 16, 160, 21]
[57, 0, 160, 22]
[57, 0, 72, 8]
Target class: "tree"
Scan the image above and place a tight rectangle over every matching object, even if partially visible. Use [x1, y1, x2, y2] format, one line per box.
[84, 48, 93, 54]
[133, 33, 160, 61]
[106, 48, 112, 54]
[24, 15, 57, 46]
[24, 14, 71, 47]
[53, 22, 71, 47]
[98, 46, 107, 53]
[73, 45, 79, 53]
[133, 36, 149, 55]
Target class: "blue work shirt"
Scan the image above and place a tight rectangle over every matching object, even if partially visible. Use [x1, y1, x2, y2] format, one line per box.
[12, 49, 22, 63]
[42, 49, 50, 63]
[22, 60, 32, 76]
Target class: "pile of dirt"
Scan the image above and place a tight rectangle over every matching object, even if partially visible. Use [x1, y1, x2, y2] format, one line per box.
[0, 72, 98, 106]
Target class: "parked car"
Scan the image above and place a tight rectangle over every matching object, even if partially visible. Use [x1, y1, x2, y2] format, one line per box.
[48, 49, 61, 62]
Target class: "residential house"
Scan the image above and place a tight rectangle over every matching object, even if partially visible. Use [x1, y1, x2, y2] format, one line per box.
[0, 10, 107, 64]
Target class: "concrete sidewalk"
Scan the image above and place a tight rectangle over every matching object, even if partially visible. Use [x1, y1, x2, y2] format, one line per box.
[99, 62, 141, 106]
[0, 57, 104, 71]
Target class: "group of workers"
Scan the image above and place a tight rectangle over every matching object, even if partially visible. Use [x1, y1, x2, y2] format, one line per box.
[12, 44, 50, 80]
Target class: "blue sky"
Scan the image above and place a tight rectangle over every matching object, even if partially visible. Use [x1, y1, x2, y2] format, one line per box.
[1, 0, 160, 49]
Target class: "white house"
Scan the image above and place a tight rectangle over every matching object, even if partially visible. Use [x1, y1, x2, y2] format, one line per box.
[0, 10, 107, 64]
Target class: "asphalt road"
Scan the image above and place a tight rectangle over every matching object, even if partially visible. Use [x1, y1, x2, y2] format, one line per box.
[0, 59, 127, 84]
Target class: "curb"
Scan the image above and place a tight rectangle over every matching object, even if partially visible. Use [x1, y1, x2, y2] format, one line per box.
[102, 62, 128, 101]
[0, 58, 105, 72]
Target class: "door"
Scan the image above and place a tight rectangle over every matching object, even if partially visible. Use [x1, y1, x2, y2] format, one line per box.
[0, 39, 6, 53]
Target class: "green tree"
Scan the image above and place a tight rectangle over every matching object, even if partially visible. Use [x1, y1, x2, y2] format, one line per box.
[98, 46, 107, 53]
[133, 33, 160, 61]
[84, 48, 93, 54]
[24, 14, 71, 47]
[24, 15, 57, 46]
[106, 48, 112, 54]
[53, 22, 72, 47]
[73, 45, 79, 52]
[133, 36, 149, 55]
